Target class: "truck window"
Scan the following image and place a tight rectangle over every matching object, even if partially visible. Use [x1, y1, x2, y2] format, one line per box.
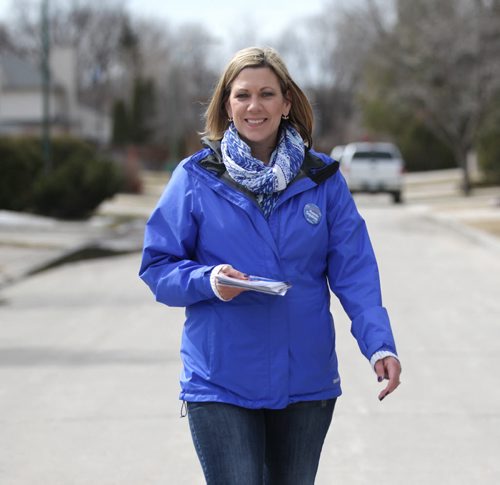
[352, 151, 394, 160]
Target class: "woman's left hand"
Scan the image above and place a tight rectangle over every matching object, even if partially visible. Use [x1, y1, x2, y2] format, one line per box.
[374, 356, 401, 401]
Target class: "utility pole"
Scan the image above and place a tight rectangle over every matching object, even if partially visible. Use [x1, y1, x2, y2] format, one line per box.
[41, 0, 52, 173]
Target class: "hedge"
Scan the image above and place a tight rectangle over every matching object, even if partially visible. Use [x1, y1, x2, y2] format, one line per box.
[0, 136, 123, 219]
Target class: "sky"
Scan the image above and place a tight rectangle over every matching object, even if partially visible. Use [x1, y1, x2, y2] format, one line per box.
[0, 0, 329, 42]
[0, 0, 333, 72]
[127, 0, 327, 35]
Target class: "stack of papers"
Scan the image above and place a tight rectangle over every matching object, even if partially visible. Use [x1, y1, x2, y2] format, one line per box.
[216, 274, 292, 296]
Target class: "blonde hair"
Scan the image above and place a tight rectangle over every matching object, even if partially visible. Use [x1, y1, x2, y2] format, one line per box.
[204, 47, 314, 147]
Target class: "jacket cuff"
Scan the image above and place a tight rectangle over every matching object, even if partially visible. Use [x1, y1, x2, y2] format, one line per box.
[369, 350, 399, 370]
[210, 264, 232, 301]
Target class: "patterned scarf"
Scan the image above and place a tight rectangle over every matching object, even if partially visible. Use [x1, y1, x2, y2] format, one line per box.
[220, 122, 305, 218]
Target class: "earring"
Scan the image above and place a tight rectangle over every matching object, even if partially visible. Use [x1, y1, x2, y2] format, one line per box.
[228, 117, 233, 122]
[282, 114, 289, 120]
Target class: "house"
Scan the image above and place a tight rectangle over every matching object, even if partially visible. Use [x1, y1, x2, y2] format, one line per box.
[0, 47, 111, 144]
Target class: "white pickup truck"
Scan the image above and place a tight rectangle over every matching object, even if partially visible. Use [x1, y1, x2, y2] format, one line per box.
[332, 142, 405, 203]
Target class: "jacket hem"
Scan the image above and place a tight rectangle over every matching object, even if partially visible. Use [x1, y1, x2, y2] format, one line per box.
[179, 387, 342, 410]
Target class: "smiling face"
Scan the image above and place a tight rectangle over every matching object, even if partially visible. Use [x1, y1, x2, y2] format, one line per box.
[225, 67, 291, 164]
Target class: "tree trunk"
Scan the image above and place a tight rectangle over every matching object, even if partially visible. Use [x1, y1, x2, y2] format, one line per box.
[454, 147, 471, 196]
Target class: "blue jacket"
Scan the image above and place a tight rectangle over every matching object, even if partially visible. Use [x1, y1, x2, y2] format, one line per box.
[139, 142, 397, 409]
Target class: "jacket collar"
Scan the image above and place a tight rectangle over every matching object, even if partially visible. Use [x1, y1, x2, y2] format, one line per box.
[198, 137, 339, 186]
[199, 137, 257, 201]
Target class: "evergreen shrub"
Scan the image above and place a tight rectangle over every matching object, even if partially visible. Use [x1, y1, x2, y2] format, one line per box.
[0, 136, 123, 219]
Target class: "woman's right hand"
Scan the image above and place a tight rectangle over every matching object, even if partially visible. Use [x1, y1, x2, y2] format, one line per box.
[216, 265, 249, 301]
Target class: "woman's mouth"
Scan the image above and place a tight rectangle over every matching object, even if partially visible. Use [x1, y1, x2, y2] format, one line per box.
[246, 119, 266, 126]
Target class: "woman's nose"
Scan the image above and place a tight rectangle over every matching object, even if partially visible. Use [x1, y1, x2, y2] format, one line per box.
[247, 96, 261, 111]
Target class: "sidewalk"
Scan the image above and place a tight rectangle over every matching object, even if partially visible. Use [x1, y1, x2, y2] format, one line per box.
[404, 170, 500, 252]
[0, 209, 146, 288]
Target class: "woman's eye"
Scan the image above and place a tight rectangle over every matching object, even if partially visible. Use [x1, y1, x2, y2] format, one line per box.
[235, 93, 249, 99]
[262, 92, 274, 97]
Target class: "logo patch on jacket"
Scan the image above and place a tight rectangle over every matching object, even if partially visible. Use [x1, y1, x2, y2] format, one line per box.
[303, 203, 322, 225]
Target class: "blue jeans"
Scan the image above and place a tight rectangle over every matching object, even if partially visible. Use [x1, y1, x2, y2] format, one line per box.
[187, 399, 336, 485]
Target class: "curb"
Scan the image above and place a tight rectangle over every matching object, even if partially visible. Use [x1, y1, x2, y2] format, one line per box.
[0, 241, 141, 291]
[423, 210, 500, 254]
[0, 216, 145, 290]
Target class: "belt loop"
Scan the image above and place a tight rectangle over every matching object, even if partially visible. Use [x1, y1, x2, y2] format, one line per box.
[180, 400, 188, 418]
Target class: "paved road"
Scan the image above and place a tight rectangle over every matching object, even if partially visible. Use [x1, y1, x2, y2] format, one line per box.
[1, 196, 499, 484]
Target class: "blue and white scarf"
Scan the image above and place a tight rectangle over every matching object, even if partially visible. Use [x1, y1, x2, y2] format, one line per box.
[220, 123, 305, 218]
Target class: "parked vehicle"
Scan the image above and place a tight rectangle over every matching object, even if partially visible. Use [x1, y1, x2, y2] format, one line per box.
[337, 141, 405, 203]
[330, 145, 345, 162]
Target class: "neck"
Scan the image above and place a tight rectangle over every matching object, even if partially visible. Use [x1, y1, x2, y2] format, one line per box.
[252, 147, 273, 165]
[249, 136, 279, 165]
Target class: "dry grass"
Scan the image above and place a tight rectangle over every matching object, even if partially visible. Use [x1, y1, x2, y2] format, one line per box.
[464, 219, 500, 237]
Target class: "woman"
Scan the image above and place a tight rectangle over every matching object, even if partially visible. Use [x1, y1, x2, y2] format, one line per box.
[140, 47, 401, 485]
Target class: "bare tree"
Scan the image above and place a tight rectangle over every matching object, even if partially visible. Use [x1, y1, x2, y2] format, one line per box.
[3, 1, 214, 152]
[0, 23, 14, 52]
[313, 3, 388, 147]
[7, 0, 130, 112]
[270, 0, 396, 149]
[363, 0, 500, 193]
[153, 24, 218, 154]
